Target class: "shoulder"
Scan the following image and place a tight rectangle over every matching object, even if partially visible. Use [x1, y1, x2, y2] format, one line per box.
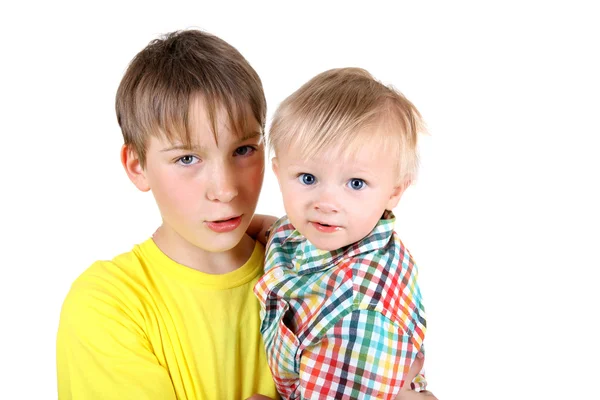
[346, 233, 424, 330]
[56, 245, 159, 378]
[349, 232, 418, 287]
[73, 244, 146, 289]
[61, 244, 149, 320]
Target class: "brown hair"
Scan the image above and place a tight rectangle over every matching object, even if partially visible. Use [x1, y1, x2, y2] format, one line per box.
[116, 29, 266, 167]
[269, 68, 424, 183]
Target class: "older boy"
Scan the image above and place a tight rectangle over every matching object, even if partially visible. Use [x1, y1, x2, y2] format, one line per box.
[56, 29, 278, 400]
[254, 68, 430, 399]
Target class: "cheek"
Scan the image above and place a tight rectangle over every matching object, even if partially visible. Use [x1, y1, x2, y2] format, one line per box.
[148, 167, 199, 212]
[350, 211, 382, 240]
[281, 188, 307, 223]
[239, 161, 265, 197]
[279, 181, 298, 205]
[283, 193, 301, 212]
[349, 191, 387, 230]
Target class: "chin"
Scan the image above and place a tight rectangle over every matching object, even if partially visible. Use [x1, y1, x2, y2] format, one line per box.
[202, 231, 246, 253]
[318, 244, 341, 252]
[307, 237, 345, 252]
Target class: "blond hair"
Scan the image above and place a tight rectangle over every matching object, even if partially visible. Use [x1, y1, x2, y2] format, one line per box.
[269, 68, 424, 183]
[116, 29, 266, 167]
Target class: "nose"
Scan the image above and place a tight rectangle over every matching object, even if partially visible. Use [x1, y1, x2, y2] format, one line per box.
[206, 163, 238, 203]
[313, 191, 339, 214]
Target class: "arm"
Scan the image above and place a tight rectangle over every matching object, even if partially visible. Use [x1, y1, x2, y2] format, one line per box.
[57, 281, 177, 399]
[247, 214, 278, 245]
[298, 310, 421, 400]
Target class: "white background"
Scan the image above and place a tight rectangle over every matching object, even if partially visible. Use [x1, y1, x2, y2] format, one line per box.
[1, 1, 599, 399]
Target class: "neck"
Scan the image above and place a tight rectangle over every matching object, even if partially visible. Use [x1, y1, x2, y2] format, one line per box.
[152, 225, 255, 274]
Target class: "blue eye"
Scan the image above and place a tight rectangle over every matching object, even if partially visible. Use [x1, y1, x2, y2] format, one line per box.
[298, 173, 316, 185]
[177, 155, 199, 165]
[234, 145, 256, 156]
[348, 178, 365, 190]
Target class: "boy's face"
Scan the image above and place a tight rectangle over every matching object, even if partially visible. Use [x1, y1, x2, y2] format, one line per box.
[273, 130, 407, 251]
[131, 97, 264, 257]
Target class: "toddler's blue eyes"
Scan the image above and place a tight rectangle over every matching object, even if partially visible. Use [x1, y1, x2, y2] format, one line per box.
[299, 173, 316, 185]
[298, 175, 365, 189]
[348, 178, 365, 190]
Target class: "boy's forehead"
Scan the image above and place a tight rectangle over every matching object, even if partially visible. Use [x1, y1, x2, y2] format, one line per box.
[191, 96, 257, 126]
[161, 128, 262, 150]
[165, 96, 261, 147]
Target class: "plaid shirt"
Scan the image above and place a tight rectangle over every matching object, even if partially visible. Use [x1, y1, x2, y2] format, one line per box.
[254, 211, 427, 400]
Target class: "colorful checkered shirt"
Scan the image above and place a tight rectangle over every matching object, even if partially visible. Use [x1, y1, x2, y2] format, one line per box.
[254, 211, 427, 399]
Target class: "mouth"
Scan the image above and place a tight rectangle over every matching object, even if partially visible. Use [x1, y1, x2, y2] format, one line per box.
[310, 221, 341, 233]
[206, 215, 243, 233]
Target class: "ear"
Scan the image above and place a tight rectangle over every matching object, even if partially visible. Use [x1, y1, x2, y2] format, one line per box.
[121, 144, 150, 192]
[271, 157, 280, 178]
[386, 179, 411, 210]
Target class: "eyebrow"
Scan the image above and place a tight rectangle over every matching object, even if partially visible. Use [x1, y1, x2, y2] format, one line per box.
[286, 161, 375, 176]
[238, 131, 262, 142]
[161, 131, 262, 152]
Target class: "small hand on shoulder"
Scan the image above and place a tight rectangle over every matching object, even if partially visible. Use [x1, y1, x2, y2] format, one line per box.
[247, 214, 278, 245]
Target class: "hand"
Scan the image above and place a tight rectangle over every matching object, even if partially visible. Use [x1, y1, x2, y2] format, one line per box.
[395, 353, 438, 400]
[247, 214, 278, 245]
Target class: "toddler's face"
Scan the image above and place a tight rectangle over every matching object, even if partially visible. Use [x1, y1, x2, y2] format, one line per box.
[273, 133, 407, 251]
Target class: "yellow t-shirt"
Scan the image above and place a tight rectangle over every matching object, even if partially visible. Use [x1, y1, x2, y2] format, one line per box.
[57, 239, 277, 400]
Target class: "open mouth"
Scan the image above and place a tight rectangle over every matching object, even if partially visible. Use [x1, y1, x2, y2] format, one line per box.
[206, 215, 243, 233]
[215, 216, 238, 223]
[311, 221, 341, 233]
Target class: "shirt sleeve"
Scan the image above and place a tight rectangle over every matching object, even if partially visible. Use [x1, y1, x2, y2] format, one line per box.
[298, 309, 421, 400]
[56, 279, 177, 400]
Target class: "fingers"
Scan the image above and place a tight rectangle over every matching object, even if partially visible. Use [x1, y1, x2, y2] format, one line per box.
[420, 390, 438, 399]
[401, 352, 424, 390]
